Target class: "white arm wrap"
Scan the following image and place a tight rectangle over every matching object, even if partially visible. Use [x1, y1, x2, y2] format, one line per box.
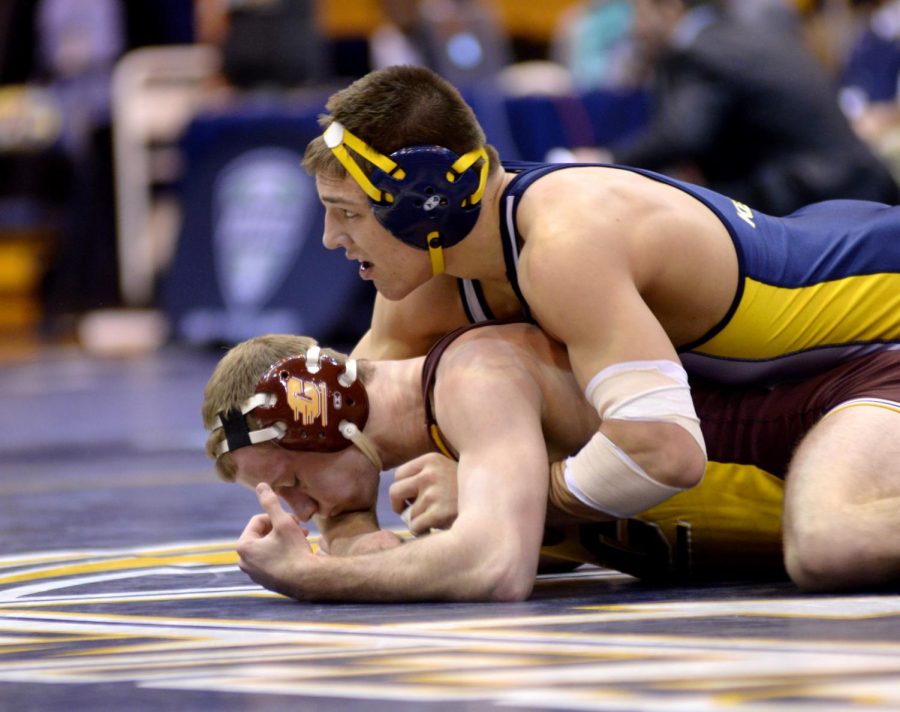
[563, 431, 684, 518]
[564, 360, 706, 518]
[586, 359, 706, 455]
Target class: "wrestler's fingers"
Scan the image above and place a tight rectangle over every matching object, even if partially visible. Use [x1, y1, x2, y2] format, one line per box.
[393, 452, 442, 480]
[389, 476, 420, 514]
[240, 513, 272, 540]
[401, 504, 422, 534]
[255, 483, 295, 528]
[392, 459, 422, 482]
[408, 511, 439, 536]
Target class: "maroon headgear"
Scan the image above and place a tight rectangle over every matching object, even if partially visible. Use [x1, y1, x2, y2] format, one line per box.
[212, 346, 381, 468]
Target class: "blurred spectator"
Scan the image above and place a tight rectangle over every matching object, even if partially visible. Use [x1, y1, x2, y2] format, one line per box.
[0, 0, 203, 338]
[840, 0, 900, 110]
[370, 0, 512, 88]
[369, 0, 520, 157]
[550, 0, 642, 91]
[35, 0, 195, 318]
[838, 0, 900, 182]
[33, 0, 128, 324]
[197, 0, 369, 91]
[0, 0, 37, 84]
[370, 0, 427, 68]
[0, 0, 125, 227]
[726, 0, 801, 31]
[219, 0, 331, 90]
[550, 0, 800, 94]
[35, 0, 124, 156]
[568, 0, 899, 215]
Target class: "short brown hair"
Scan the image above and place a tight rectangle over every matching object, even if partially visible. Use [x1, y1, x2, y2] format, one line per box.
[303, 65, 499, 180]
[202, 334, 355, 481]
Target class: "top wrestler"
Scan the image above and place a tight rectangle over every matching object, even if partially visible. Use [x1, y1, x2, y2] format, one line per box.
[300, 65, 900, 586]
[203, 324, 900, 601]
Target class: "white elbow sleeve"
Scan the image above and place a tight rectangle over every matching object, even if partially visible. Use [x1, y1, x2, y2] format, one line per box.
[564, 431, 684, 518]
[564, 360, 706, 518]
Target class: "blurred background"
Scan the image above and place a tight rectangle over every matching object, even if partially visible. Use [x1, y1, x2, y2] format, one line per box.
[0, 0, 898, 362]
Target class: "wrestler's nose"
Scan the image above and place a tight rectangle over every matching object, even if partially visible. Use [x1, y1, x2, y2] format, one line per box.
[322, 214, 348, 251]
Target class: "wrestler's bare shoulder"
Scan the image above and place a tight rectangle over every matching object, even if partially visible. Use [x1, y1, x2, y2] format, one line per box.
[509, 164, 737, 340]
[439, 323, 570, 383]
[437, 322, 598, 455]
[514, 165, 723, 242]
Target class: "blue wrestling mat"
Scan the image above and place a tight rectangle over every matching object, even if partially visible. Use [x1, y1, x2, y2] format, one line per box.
[2, 345, 900, 711]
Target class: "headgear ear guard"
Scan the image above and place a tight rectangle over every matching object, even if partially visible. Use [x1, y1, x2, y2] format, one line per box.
[211, 345, 382, 470]
[323, 121, 489, 276]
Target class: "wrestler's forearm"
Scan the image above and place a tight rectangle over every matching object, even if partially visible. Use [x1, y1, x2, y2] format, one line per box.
[315, 509, 379, 556]
[282, 523, 533, 602]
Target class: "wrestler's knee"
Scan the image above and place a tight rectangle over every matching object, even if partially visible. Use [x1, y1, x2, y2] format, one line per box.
[783, 404, 900, 590]
[783, 517, 866, 591]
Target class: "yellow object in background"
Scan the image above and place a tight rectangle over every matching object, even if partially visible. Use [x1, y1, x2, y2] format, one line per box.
[316, 0, 581, 43]
[317, 0, 382, 38]
[493, 0, 582, 43]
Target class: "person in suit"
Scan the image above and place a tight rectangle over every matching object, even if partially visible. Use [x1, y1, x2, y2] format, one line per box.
[575, 0, 899, 215]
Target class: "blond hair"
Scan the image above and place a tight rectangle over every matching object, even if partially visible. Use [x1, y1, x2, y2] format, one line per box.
[202, 334, 353, 481]
[303, 65, 499, 180]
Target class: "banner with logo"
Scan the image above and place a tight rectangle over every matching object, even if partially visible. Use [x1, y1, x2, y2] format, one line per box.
[163, 105, 373, 347]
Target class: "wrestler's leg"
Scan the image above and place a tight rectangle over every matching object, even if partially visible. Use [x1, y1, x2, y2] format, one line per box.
[783, 404, 900, 591]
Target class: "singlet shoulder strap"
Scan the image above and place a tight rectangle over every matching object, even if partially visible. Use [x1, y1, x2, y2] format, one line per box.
[456, 278, 495, 324]
[497, 162, 577, 324]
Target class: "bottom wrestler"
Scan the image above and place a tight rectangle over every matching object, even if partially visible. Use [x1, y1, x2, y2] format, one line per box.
[202, 323, 900, 601]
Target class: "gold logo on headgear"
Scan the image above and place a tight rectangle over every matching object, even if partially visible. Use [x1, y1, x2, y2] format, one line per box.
[286, 377, 329, 426]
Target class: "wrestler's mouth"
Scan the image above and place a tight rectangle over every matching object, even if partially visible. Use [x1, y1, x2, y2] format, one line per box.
[358, 260, 373, 278]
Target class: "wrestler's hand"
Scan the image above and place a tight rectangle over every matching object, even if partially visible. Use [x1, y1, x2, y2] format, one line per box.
[389, 453, 459, 536]
[236, 483, 316, 598]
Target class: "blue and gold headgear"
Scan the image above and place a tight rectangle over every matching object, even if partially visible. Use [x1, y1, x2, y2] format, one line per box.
[323, 121, 489, 275]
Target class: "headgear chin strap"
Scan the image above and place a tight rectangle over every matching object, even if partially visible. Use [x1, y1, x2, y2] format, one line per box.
[211, 346, 383, 471]
[323, 121, 489, 276]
